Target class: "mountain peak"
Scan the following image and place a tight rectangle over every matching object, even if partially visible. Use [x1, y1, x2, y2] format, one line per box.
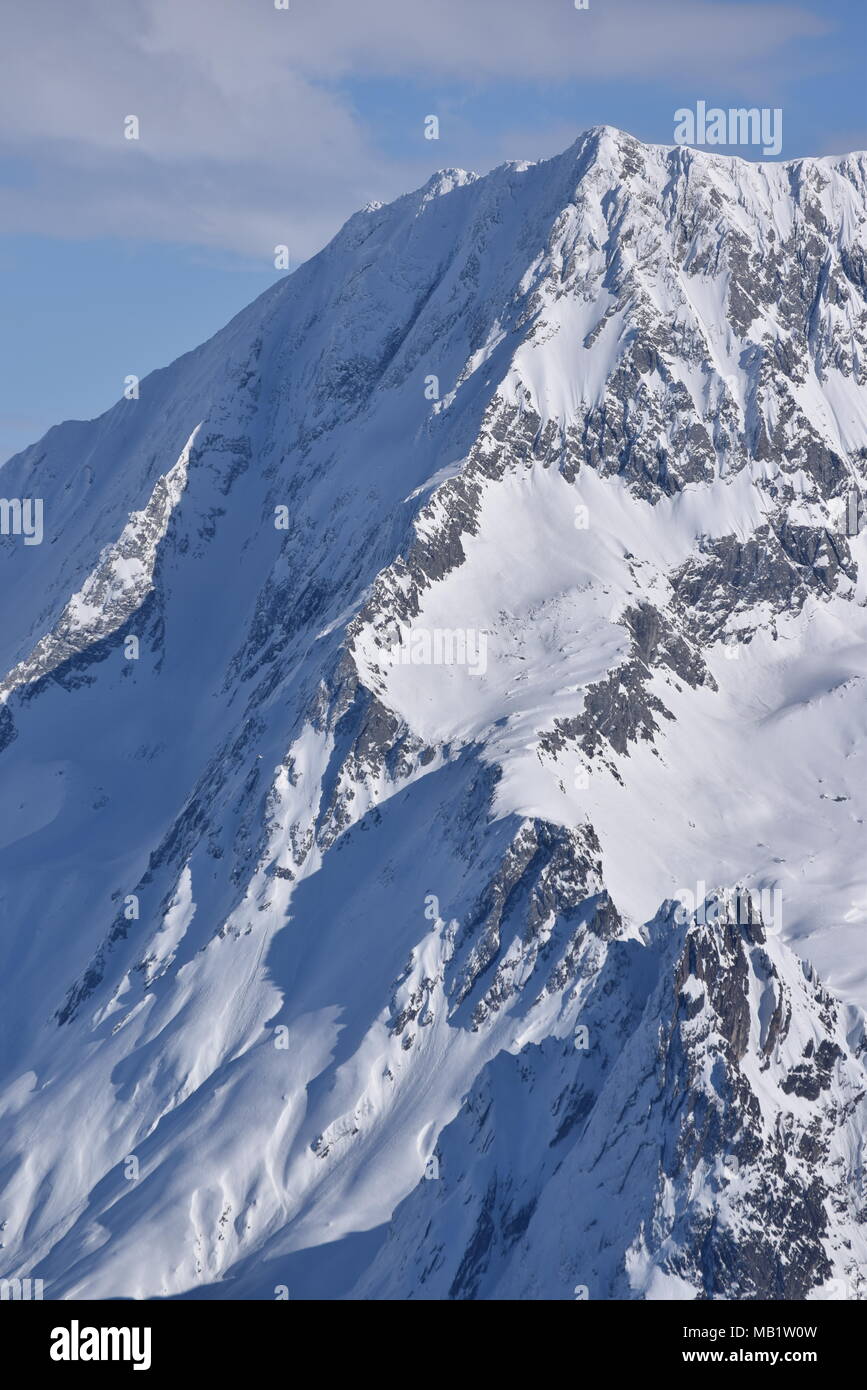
[1, 116, 866, 1302]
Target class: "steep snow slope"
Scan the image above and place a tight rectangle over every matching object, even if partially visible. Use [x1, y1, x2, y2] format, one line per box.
[0, 127, 865, 1301]
[357, 898, 867, 1301]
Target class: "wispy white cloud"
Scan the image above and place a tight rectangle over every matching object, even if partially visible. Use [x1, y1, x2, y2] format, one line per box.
[0, 0, 835, 257]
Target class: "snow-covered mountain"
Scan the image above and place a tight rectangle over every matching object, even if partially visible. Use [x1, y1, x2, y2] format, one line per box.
[1, 126, 866, 1301]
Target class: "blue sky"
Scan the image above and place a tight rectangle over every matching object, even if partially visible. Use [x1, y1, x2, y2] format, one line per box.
[1, 0, 865, 462]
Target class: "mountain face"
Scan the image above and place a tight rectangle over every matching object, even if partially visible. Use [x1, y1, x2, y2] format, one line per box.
[1, 125, 866, 1302]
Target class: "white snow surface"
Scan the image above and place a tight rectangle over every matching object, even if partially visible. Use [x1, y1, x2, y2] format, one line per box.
[0, 126, 865, 1300]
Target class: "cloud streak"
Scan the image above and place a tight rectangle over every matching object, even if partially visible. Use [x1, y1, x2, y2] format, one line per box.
[0, 0, 838, 257]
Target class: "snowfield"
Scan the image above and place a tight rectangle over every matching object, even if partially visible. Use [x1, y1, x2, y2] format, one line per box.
[0, 126, 866, 1300]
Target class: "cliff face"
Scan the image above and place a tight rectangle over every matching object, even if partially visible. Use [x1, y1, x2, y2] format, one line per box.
[0, 127, 865, 1300]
